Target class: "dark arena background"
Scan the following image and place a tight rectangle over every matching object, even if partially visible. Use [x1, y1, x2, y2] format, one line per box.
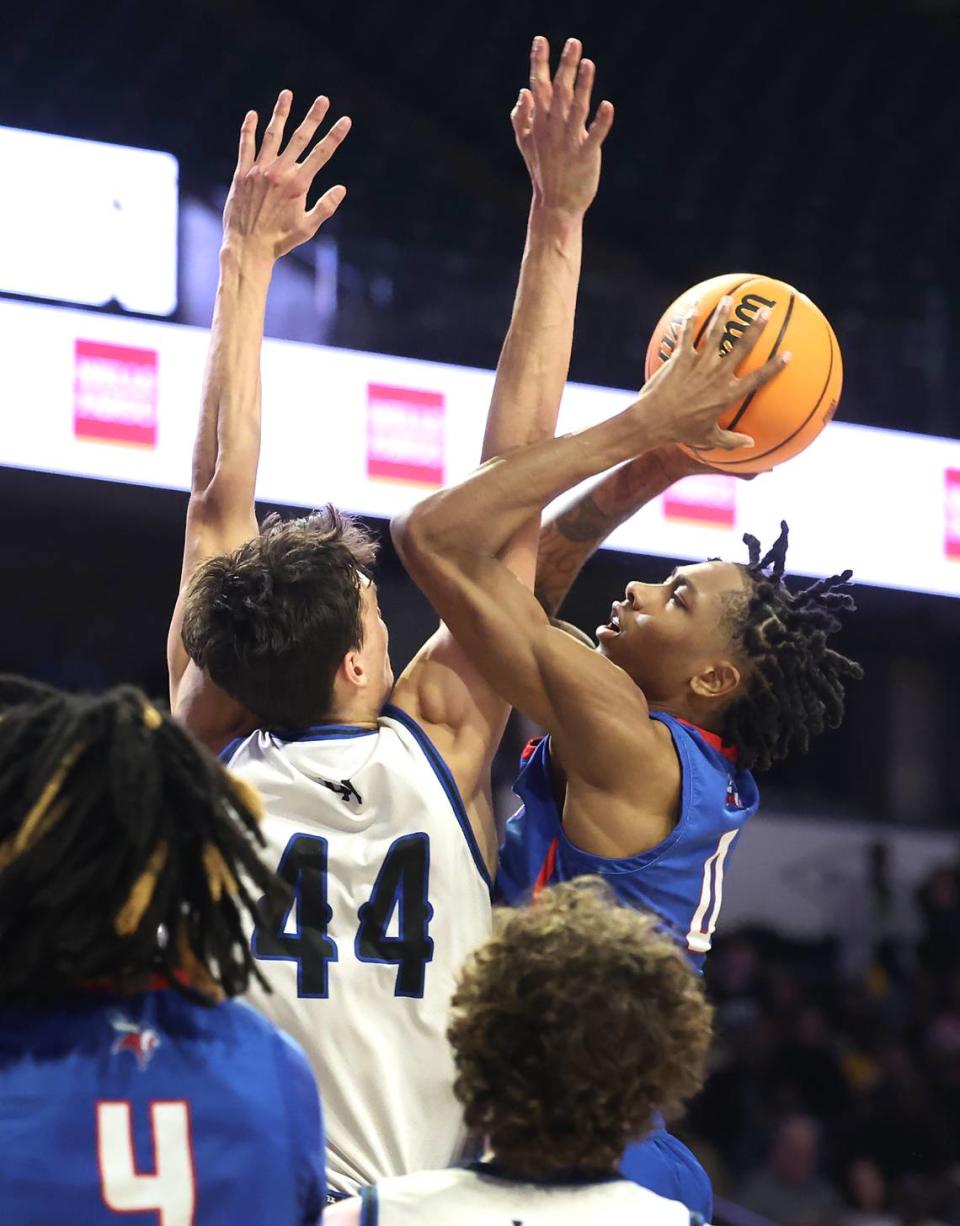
[2, 3, 960, 1224]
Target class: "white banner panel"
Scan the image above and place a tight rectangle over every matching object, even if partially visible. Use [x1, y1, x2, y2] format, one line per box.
[0, 128, 178, 315]
[1, 297, 958, 598]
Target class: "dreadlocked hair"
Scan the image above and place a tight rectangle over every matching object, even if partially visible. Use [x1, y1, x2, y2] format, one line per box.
[721, 521, 864, 773]
[0, 677, 289, 1007]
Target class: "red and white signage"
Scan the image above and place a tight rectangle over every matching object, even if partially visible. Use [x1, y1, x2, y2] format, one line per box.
[663, 473, 737, 529]
[1, 297, 959, 599]
[366, 383, 445, 486]
[947, 468, 960, 560]
[74, 340, 159, 447]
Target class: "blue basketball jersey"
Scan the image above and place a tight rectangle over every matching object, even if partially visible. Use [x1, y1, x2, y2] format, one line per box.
[620, 1128, 713, 1220]
[496, 711, 759, 971]
[0, 985, 324, 1225]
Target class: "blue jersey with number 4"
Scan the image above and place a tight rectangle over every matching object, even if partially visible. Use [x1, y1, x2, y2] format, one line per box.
[0, 987, 324, 1226]
[496, 711, 759, 971]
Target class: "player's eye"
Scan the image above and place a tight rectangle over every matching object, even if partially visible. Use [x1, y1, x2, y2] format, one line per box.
[670, 586, 687, 609]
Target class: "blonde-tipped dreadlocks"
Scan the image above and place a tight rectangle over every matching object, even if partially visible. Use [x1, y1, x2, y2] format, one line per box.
[0, 678, 287, 1005]
[720, 522, 864, 772]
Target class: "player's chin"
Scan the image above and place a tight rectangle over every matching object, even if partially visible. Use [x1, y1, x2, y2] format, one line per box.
[595, 624, 621, 656]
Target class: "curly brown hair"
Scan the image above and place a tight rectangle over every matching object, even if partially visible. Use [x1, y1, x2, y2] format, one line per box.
[181, 507, 378, 729]
[448, 880, 713, 1178]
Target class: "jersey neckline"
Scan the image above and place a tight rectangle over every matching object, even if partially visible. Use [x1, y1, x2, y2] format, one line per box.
[469, 1159, 627, 1187]
[268, 722, 379, 742]
[670, 715, 738, 763]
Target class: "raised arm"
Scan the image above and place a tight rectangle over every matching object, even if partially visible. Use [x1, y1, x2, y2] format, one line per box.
[393, 306, 786, 843]
[389, 37, 613, 849]
[166, 91, 350, 745]
[535, 446, 710, 617]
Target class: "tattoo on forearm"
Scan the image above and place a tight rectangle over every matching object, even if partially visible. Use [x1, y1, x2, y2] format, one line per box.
[534, 450, 683, 619]
[534, 523, 587, 617]
[553, 494, 615, 543]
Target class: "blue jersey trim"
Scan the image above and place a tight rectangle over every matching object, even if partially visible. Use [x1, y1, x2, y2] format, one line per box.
[381, 704, 493, 896]
[269, 724, 378, 742]
[360, 1185, 379, 1226]
[219, 736, 245, 765]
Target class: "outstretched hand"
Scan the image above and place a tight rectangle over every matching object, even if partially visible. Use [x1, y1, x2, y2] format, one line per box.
[636, 297, 791, 452]
[511, 35, 614, 216]
[223, 90, 351, 261]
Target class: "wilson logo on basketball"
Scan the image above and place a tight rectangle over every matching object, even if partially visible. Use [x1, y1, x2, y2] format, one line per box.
[654, 292, 777, 363]
[717, 293, 777, 357]
[946, 468, 960, 560]
[73, 339, 159, 448]
[366, 383, 445, 487]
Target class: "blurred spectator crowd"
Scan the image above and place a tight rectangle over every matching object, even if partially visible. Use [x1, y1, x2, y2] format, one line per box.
[689, 859, 960, 1225]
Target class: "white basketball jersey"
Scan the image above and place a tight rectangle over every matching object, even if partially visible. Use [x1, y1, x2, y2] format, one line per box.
[361, 1166, 705, 1225]
[223, 704, 492, 1196]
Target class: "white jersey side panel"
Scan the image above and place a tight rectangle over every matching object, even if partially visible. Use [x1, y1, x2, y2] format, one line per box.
[364, 1167, 702, 1225]
[225, 705, 492, 1196]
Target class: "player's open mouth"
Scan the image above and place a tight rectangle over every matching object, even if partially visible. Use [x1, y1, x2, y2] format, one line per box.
[598, 604, 622, 636]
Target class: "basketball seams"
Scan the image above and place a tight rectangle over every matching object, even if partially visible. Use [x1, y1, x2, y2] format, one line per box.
[691, 276, 757, 350]
[709, 312, 837, 468]
[726, 292, 796, 431]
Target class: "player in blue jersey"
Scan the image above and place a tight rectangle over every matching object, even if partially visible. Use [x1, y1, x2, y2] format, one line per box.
[392, 306, 863, 1215]
[0, 678, 325, 1226]
[326, 880, 712, 1226]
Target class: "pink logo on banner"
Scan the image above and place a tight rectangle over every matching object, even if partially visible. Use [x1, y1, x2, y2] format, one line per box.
[663, 474, 737, 528]
[366, 383, 445, 486]
[73, 339, 158, 447]
[946, 469, 960, 560]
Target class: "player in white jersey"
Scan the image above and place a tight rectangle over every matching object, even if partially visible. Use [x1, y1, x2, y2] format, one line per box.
[221, 706, 491, 1187]
[164, 40, 615, 1194]
[326, 881, 713, 1226]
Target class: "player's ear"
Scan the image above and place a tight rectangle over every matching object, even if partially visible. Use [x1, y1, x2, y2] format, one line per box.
[690, 659, 742, 700]
[339, 649, 367, 690]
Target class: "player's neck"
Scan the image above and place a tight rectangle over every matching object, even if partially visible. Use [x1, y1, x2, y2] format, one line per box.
[482, 1153, 621, 1184]
[71, 968, 199, 996]
[324, 702, 380, 729]
[327, 678, 383, 728]
[649, 699, 722, 736]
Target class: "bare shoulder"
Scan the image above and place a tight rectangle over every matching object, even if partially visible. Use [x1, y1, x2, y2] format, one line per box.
[172, 660, 256, 755]
[548, 615, 596, 648]
[553, 713, 682, 859]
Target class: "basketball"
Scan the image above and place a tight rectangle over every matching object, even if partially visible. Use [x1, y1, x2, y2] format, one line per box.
[644, 273, 843, 473]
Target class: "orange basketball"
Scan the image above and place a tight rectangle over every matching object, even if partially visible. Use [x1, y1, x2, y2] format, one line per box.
[644, 273, 842, 473]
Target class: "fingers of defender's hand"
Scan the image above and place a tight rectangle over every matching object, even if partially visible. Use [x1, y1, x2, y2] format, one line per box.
[529, 35, 552, 111]
[551, 37, 581, 117]
[738, 350, 792, 396]
[701, 295, 733, 360]
[672, 304, 699, 358]
[571, 57, 594, 130]
[279, 95, 331, 167]
[236, 110, 257, 176]
[729, 305, 773, 370]
[511, 88, 534, 148]
[259, 89, 293, 162]
[712, 428, 755, 452]
[585, 98, 615, 148]
[305, 184, 347, 231]
[299, 115, 352, 183]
